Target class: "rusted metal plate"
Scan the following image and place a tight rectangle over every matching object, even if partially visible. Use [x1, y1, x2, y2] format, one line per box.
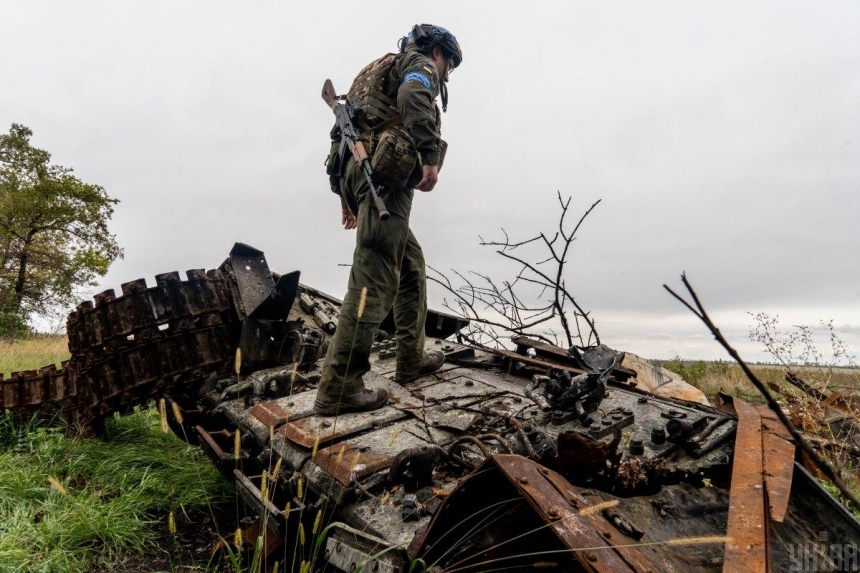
[723, 399, 767, 573]
[311, 419, 453, 485]
[250, 401, 290, 428]
[538, 469, 658, 571]
[757, 406, 795, 523]
[312, 442, 391, 485]
[493, 455, 649, 572]
[280, 406, 406, 448]
[249, 389, 318, 426]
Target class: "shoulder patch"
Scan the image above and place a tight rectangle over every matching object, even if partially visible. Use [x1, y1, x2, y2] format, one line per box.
[402, 71, 433, 91]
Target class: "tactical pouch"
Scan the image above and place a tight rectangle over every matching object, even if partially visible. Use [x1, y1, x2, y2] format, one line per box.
[370, 126, 418, 190]
[325, 129, 344, 195]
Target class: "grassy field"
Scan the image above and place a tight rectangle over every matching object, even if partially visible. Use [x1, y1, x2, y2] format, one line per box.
[655, 356, 860, 403]
[0, 407, 235, 573]
[0, 334, 70, 377]
[0, 337, 235, 573]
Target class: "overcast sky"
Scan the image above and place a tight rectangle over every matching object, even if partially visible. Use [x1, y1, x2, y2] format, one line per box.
[2, 1, 858, 362]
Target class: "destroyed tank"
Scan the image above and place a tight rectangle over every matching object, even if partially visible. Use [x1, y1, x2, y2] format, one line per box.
[3, 243, 860, 572]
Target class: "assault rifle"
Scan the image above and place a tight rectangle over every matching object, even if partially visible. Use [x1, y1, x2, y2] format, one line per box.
[321, 79, 390, 220]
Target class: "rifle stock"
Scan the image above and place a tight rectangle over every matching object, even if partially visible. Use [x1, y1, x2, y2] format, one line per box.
[321, 79, 390, 221]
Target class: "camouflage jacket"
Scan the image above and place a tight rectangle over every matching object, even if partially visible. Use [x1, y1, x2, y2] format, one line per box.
[327, 47, 443, 196]
[390, 46, 443, 167]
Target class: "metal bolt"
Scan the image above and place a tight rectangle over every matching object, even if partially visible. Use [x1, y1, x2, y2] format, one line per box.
[519, 476, 529, 484]
[320, 421, 332, 429]
[540, 468, 549, 475]
[586, 552, 598, 562]
[548, 507, 560, 518]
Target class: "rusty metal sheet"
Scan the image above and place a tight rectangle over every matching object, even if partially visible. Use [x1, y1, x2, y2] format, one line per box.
[280, 405, 406, 448]
[493, 454, 652, 573]
[310, 419, 453, 485]
[757, 406, 795, 523]
[312, 442, 391, 485]
[250, 401, 291, 428]
[538, 469, 658, 571]
[723, 399, 767, 573]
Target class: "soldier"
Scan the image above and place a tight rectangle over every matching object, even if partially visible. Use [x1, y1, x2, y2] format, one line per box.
[315, 24, 463, 416]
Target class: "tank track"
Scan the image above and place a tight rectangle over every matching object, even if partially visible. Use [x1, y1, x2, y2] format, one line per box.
[1, 268, 241, 434]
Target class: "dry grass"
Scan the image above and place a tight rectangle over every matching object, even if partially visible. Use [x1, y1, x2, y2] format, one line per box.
[655, 358, 860, 403]
[0, 334, 70, 377]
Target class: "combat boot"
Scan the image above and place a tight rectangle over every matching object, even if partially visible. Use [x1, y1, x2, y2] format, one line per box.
[394, 350, 446, 384]
[314, 388, 389, 416]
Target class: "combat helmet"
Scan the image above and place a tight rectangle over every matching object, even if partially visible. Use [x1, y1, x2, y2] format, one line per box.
[399, 24, 462, 69]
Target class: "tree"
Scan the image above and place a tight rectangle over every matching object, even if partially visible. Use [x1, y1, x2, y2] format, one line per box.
[0, 123, 122, 337]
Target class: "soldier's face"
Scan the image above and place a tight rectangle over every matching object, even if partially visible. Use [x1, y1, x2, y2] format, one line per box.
[429, 47, 453, 82]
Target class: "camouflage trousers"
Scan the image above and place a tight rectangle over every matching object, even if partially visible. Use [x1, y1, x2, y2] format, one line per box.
[317, 158, 428, 398]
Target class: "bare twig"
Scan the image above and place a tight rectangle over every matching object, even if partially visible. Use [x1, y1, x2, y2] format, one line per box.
[429, 194, 601, 349]
[664, 274, 860, 509]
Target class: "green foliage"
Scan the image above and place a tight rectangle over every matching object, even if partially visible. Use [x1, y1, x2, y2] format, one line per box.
[0, 307, 28, 340]
[0, 407, 232, 573]
[0, 123, 123, 338]
[658, 355, 710, 384]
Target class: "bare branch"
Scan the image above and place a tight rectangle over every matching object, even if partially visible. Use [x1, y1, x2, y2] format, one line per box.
[429, 194, 601, 349]
[665, 274, 860, 510]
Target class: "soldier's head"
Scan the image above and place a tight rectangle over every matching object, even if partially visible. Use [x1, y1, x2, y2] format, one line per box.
[399, 24, 462, 82]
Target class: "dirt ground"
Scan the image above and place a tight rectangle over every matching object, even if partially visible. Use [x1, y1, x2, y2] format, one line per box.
[90, 509, 240, 573]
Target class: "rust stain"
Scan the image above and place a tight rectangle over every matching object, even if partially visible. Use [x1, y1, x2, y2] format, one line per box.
[723, 399, 767, 573]
[757, 406, 795, 523]
[494, 454, 651, 573]
[249, 401, 289, 429]
[313, 444, 391, 485]
[280, 407, 405, 448]
[279, 422, 320, 449]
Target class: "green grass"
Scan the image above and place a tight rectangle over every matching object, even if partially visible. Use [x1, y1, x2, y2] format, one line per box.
[0, 407, 233, 573]
[0, 334, 70, 376]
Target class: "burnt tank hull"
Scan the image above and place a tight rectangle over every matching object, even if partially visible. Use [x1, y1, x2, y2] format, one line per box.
[3, 243, 859, 572]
